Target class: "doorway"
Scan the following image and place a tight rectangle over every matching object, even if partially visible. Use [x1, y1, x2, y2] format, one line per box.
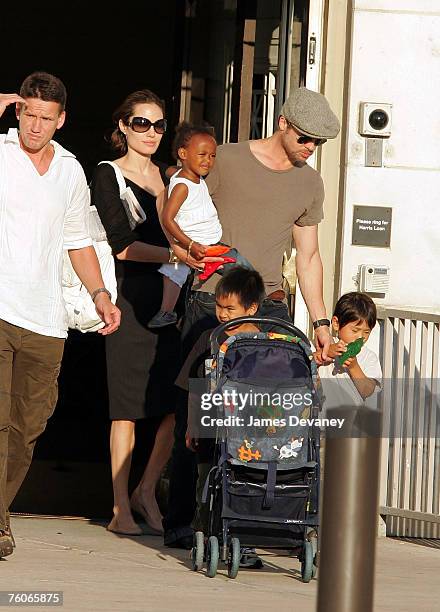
[2, 0, 184, 518]
[178, 0, 311, 142]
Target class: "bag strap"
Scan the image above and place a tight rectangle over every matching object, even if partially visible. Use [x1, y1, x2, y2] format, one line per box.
[98, 161, 127, 196]
[96, 160, 145, 227]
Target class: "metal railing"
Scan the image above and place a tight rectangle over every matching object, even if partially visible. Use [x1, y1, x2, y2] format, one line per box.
[378, 307, 440, 537]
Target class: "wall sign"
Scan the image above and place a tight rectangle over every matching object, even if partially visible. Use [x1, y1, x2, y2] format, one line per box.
[352, 205, 392, 247]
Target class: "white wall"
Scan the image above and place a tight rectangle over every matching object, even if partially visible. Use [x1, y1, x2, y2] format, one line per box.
[339, 0, 440, 312]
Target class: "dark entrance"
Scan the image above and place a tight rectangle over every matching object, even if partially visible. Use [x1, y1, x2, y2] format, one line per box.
[0, 0, 184, 178]
[2, 0, 185, 518]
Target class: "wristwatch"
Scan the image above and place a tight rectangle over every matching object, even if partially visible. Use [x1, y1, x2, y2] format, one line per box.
[312, 318, 331, 330]
[91, 287, 112, 302]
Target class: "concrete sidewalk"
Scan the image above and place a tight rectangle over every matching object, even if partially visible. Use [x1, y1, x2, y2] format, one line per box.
[1, 516, 439, 611]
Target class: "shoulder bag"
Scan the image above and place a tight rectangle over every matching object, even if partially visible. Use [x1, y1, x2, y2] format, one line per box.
[62, 161, 145, 332]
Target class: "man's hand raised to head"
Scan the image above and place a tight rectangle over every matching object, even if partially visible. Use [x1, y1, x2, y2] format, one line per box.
[0, 93, 25, 118]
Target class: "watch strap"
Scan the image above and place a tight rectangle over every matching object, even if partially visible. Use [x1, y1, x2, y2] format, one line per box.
[313, 318, 330, 330]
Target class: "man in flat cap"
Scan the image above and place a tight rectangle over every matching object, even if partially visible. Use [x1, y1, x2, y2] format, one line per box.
[163, 87, 340, 552]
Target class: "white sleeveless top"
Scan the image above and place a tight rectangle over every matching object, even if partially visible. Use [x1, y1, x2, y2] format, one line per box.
[169, 170, 222, 244]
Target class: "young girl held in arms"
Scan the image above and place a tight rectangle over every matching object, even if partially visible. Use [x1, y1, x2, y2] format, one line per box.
[148, 123, 251, 328]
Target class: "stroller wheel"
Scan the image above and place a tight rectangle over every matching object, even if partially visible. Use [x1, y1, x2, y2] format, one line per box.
[309, 531, 318, 578]
[227, 537, 240, 579]
[191, 531, 204, 572]
[301, 540, 314, 583]
[206, 536, 219, 578]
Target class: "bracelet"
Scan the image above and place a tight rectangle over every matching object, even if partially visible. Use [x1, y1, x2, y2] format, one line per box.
[187, 240, 194, 260]
[168, 248, 180, 264]
[91, 287, 111, 303]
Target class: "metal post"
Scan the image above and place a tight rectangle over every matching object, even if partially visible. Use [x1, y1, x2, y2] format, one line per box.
[317, 406, 382, 612]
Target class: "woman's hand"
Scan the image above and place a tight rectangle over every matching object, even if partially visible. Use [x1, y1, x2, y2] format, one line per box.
[190, 242, 208, 261]
[172, 244, 225, 271]
[185, 430, 199, 452]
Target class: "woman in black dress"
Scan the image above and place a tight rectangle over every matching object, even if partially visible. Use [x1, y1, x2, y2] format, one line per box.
[92, 90, 179, 535]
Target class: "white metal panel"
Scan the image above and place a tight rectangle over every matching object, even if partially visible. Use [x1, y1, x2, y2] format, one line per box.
[340, 7, 440, 312]
[294, 0, 325, 333]
[305, 0, 325, 92]
[355, 0, 440, 13]
[377, 308, 440, 536]
[340, 167, 440, 309]
[349, 11, 440, 170]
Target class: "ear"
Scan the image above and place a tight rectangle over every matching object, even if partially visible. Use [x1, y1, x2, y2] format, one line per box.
[248, 303, 258, 316]
[118, 119, 127, 136]
[278, 115, 287, 132]
[331, 315, 339, 331]
[56, 110, 66, 130]
[15, 102, 22, 121]
[178, 146, 187, 160]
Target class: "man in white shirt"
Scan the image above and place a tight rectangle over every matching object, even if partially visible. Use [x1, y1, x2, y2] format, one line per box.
[0, 72, 121, 558]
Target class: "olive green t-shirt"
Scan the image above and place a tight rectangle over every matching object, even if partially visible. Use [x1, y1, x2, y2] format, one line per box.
[195, 141, 324, 294]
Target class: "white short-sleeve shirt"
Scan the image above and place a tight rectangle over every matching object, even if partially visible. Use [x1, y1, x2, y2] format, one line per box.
[318, 340, 383, 411]
[0, 128, 92, 338]
[170, 170, 222, 245]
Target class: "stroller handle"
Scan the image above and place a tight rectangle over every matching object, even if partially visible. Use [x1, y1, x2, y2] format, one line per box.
[210, 316, 311, 352]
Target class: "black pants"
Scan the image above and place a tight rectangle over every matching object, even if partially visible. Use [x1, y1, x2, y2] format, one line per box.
[163, 291, 292, 533]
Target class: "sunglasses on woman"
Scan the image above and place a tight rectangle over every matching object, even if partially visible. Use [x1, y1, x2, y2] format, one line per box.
[128, 117, 167, 134]
[285, 119, 327, 146]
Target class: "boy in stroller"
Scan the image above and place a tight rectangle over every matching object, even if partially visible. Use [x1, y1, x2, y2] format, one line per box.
[176, 267, 321, 579]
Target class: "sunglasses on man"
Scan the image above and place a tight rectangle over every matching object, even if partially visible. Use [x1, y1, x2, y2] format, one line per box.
[285, 119, 327, 146]
[128, 117, 167, 134]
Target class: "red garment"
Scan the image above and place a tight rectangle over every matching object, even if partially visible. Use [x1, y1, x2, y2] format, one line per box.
[205, 245, 230, 257]
[198, 257, 236, 280]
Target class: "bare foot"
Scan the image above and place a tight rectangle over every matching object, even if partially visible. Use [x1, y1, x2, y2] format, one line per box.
[107, 515, 143, 536]
[130, 489, 164, 533]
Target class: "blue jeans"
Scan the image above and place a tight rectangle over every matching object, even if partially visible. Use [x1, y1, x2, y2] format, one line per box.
[215, 246, 253, 277]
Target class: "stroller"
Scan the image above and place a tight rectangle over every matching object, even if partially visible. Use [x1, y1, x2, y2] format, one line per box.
[190, 317, 321, 581]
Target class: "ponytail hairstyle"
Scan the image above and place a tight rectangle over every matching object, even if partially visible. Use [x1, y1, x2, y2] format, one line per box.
[109, 89, 165, 155]
[172, 121, 216, 160]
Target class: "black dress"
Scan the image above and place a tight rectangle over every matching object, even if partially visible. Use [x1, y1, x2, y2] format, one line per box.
[91, 162, 180, 420]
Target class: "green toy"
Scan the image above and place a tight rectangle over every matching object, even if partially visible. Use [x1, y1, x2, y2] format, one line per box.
[337, 337, 364, 365]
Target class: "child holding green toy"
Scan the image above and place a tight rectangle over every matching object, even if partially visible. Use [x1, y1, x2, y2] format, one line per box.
[316, 292, 382, 408]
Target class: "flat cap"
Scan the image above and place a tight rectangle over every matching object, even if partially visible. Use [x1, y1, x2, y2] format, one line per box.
[280, 87, 340, 139]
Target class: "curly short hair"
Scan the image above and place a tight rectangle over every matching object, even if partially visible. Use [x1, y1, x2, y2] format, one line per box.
[172, 121, 216, 160]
